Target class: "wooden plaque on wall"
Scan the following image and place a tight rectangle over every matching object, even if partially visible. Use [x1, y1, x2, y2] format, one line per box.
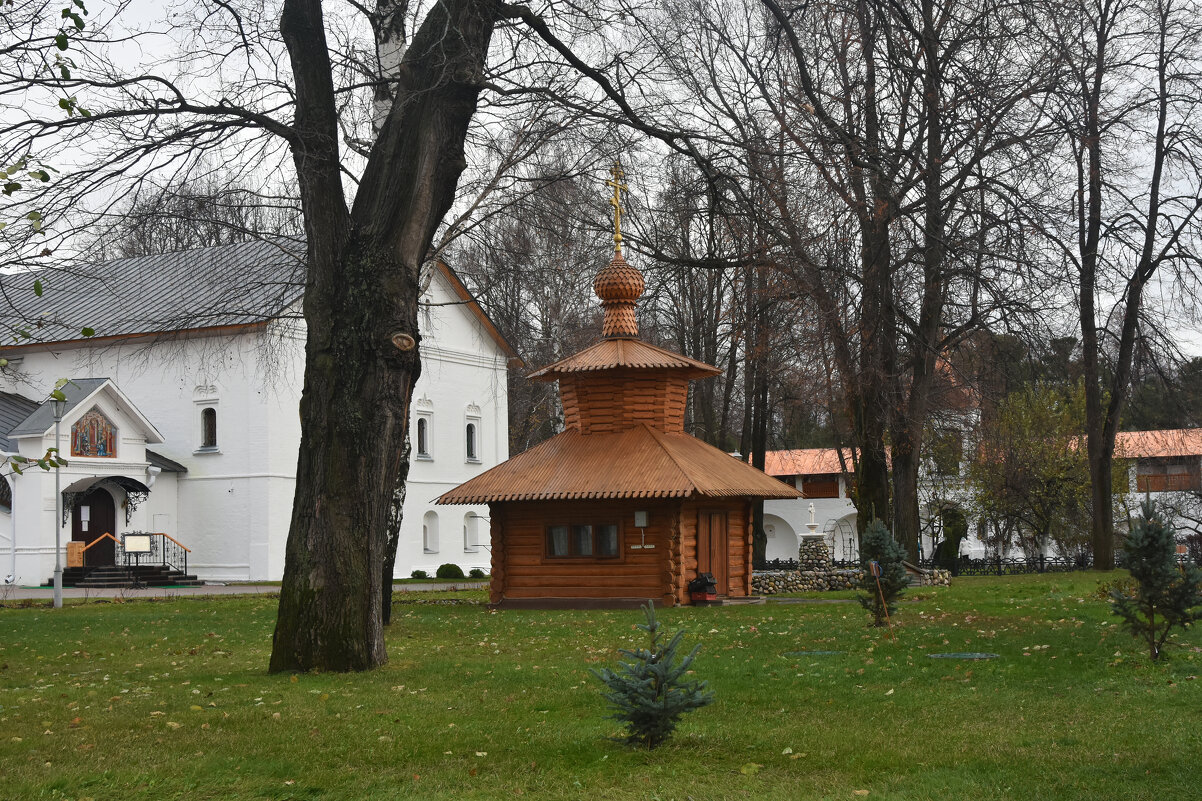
[66, 541, 85, 568]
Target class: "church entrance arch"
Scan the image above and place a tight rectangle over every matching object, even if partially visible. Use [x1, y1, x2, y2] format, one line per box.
[762, 513, 797, 562]
[72, 486, 116, 566]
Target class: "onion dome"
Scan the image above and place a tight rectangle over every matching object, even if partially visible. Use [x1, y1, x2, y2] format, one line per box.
[594, 251, 644, 338]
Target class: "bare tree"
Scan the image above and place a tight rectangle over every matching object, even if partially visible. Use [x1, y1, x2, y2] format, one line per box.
[1036, 0, 1202, 569]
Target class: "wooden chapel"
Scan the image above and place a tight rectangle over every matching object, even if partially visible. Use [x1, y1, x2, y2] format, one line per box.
[438, 167, 799, 607]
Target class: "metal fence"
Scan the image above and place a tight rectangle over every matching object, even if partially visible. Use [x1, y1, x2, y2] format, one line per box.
[757, 552, 1193, 575]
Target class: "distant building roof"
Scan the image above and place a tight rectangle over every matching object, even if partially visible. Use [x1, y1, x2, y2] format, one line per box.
[1115, 428, 1202, 459]
[765, 428, 1202, 479]
[0, 241, 521, 365]
[764, 448, 858, 477]
[439, 423, 800, 504]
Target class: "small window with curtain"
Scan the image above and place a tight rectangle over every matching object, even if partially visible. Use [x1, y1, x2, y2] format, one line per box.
[545, 522, 621, 559]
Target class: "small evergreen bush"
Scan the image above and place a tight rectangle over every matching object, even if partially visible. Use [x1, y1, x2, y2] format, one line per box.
[592, 603, 714, 748]
[410, 569, 428, 579]
[1110, 501, 1202, 660]
[436, 563, 465, 579]
[468, 568, 486, 578]
[857, 518, 910, 627]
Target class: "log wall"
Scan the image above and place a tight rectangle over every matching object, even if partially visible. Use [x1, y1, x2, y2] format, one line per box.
[489, 497, 755, 607]
[490, 500, 677, 604]
[559, 370, 689, 434]
[674, 499, 751, 599]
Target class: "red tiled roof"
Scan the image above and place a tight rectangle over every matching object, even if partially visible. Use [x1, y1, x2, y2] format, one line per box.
[528, 338, 721, 381]
[438, 424, 801, 504]
[764, 448, 858, 477]
[1115, 428, 1202, 459]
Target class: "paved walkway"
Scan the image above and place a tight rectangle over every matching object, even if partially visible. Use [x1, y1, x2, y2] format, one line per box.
[0, 581, 487, 601]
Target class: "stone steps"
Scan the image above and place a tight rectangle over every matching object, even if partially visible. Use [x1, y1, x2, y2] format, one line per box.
[45, 565, 203, 589]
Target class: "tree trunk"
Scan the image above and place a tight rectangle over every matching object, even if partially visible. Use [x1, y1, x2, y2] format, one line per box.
[890, 438, 921, 560]
[270, 0, 498, 672]
[750, 362, 769, 568]
[382, 436, 413, 625]
[889, 0, 945, 564]
[270, 238, 422, 672]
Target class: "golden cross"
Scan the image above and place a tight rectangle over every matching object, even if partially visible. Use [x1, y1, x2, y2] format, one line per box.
[606, 161, 627, 253]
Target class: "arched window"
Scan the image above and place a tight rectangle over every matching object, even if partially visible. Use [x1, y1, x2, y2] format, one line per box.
[423, 510, 439, 553]
[200, 407, 217, 449]
[465, 422, 477, 461]
[464, 513, 479, 552]
[416, 417, 430, 457]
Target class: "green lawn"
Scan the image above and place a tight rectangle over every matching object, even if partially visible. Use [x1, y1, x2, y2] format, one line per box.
[1, 574, 1199, 800]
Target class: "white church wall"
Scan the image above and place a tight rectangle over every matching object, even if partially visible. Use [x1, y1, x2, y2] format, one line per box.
[4, 384, 161, 582]
[0, 265, 510, 583]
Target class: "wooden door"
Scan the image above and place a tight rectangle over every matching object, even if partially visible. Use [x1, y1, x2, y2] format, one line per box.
[72, 487, 116, 566]
[697, 510, 729, 594]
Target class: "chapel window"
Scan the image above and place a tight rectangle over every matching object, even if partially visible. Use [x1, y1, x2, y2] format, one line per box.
[200, 407, 218, 449]
[465, 422, 478, 462]
[417, 417, 430, 457]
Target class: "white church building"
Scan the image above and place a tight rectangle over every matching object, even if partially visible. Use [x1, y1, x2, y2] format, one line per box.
[0, 239, 519, 584]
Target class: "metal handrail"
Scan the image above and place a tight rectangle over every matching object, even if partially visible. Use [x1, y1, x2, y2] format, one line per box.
[157, 532, 191, 553]
[81, 532, 118, 552]
[115, 531, 190, 576]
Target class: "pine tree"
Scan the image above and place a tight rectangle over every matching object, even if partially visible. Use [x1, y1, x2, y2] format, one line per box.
[1111, 501, 1202, 660]
[858, 518, 910, 627]
[592, 603, 714, 748]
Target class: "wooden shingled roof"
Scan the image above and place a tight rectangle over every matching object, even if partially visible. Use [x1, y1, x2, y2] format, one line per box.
[438, 423, 799, 504]
[528, 338, 721, 381]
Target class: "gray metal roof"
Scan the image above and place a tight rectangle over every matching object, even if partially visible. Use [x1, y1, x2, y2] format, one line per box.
[0, 238, 304, 344]
[7, 377, 112, 438]
[0, 390, 40, 452]
[146, 449, 187, 473]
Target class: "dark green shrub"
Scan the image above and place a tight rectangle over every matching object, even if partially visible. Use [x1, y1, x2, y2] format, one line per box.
[592, 602, 714, 748]
[1111, 501, 1202, 660]
[857, 518, 910, 627]
[436, 563, 465, 580]
[410, 569, 428, 579]
[468, 568, 486, 578]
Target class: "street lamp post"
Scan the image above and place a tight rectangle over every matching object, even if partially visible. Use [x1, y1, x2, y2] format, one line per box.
[51, 397, 65, 609]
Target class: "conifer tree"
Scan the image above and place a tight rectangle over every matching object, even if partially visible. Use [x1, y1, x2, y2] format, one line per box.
[858, 519, 910, 627]
[592, 603, 714, 748]
[1111, 502, 1202, 660]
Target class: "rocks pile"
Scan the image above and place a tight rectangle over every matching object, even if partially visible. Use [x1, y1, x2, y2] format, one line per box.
[752, 540, 953, 595]
[751, 570, 809, 594]
[752, 565, 864, 595]
[797, 538, 832, 572]
[916, 568, 952, 587]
